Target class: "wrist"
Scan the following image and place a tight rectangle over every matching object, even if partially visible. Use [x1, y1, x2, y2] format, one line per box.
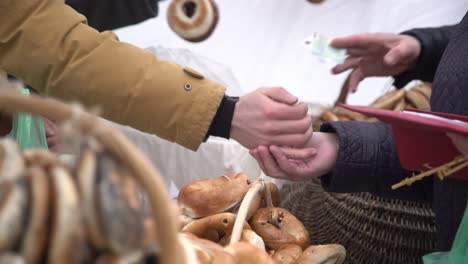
[207, 95, 238, 139]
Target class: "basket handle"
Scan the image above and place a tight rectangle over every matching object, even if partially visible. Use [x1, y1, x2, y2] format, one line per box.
[0, 90, 184, 264]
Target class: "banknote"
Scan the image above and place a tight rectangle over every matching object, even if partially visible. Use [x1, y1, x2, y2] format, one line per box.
[302, 33, 347, 64]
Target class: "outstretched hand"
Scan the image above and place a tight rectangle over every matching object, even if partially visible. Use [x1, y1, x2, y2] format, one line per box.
[249, 132, 339, 181]
[331, 33, 421, 92]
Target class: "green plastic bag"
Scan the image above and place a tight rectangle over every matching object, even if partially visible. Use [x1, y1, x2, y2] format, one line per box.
[423, 203, 468, 264]
[6, 87, 48, 150]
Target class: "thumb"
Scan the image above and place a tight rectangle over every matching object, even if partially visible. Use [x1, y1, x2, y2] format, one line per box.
[384, 45, 406, 66]
[262, 87, 298, 105]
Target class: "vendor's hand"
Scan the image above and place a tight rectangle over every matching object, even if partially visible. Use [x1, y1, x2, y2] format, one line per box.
[230, 87, 312, 149]
[447, 133, 468, 157]
[249, 132, 338, 181]
[331, 33, 421, 92]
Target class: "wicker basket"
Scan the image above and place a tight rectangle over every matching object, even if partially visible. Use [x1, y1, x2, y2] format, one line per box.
[282, 77, 436, 264]
[0, 90, 182, 264]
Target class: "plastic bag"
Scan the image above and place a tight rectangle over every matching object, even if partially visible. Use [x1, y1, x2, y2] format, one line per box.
[7, 87, 48, 150]
[423, 203, 468, 264]
[145, 45, 243, 96]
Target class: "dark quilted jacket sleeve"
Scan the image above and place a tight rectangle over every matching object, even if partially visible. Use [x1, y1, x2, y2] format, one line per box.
[65, 0, 160, 31]
[319, 121, 433, 202]
[393, 25, 455, 88]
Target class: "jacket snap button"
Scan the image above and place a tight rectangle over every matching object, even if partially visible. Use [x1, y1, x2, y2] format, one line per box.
[184, 83, 192, 91]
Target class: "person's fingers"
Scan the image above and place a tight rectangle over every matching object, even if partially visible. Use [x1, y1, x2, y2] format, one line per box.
[332, 56, 362, 74]
[277, 146, 317, 160]
[269, 146, 303, 180]
[258, 146, 286, 179]
[261, 87, 298, 105]
[268, 102, 309, 120]
[346, 48, 369, 57]
[331, 33, 382, 49]
[269, 125, 313, 147]
[250, 148, 268, 174]
[268, 116, 312, 135]
[383, 44, 407, 66]
[348, 68, 365, 93]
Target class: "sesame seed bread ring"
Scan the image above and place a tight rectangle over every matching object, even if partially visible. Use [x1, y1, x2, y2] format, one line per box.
[167, 0, 219, 42]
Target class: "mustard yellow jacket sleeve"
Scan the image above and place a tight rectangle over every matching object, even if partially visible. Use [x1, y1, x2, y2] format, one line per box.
[0, 0, 225, 151]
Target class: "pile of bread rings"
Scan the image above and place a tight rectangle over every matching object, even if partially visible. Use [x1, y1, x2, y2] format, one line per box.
[167, 0, 219, 42]
[177, 173, 347, 263]
[315, 83, 432, 128]
[0, 138, 160, 263]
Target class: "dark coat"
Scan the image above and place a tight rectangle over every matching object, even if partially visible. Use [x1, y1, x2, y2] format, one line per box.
[65, 0, 161, 31]
[320, 12, 468, 251]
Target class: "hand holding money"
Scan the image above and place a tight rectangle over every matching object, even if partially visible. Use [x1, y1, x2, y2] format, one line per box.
[329, 32, 421, 92]
[303, 33, 347, 64]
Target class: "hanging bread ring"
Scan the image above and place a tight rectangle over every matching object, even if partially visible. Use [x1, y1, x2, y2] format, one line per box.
[77, 140, 146, 254]
[178, 173, 251, 218]
[182, 212, 250, 243]
[0, 178, 29, 251]
[272, 244, 303, 264]
[250, 207, 310, 250]
[48, 166, 84, 263]
[0, 139, 24, 182]
[21, 166, 51, 263]
[295, 244, 346, 264]
[167, 0, 219, 42]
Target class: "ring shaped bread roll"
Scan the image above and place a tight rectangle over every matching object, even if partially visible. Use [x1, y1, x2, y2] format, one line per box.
[167, 0, 219, 42]
[0, 139, 24, 182]
[321, 111, 339, 122]
[272, 244, 303, 264]
[412, 83, 432, 99]
[182, 212, 250, 243]
[21, 167, 51, 263]
[76, 146, 107, 249]
[23, 149, 65, 169]
[0, 253, 25, 264]
[178, 173, 251, 218]
[405, 89, 430, 110]
[225, 241, 276, 264]
[180, 233, 236, 264]
[0, 178, 29, 251]
[250, 207, 310, 250]
[219, 229, 265, 251]
[295, 244, 346, 264]
[48, 166, 84, 264]
[266, 182, 281, 207]
[370, 89, 406, 109]
[96, 152, 145, 254]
